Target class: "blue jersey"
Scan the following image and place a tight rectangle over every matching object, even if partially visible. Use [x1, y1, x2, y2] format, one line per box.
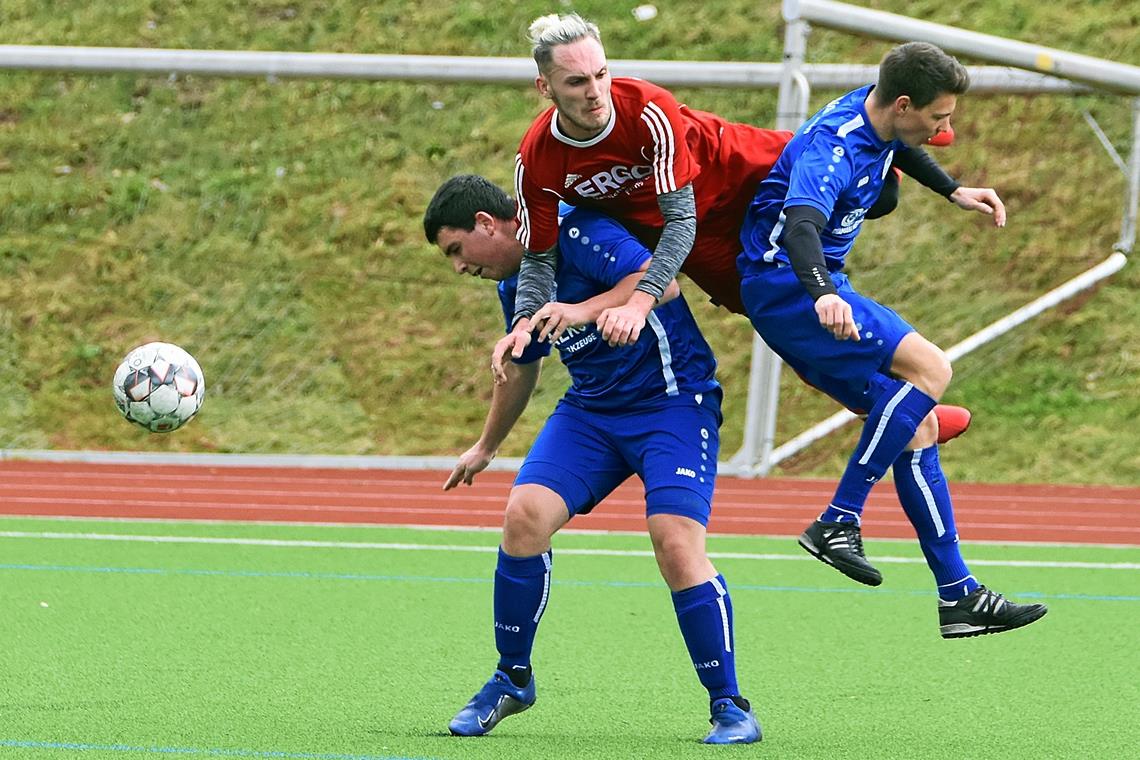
[738, 85, 909, 275]
[498, 208, 719, 412]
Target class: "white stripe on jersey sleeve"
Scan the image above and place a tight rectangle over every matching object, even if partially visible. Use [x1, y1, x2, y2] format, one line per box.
[837, 114, 865, 139]
[640, 101, 677, 193]
[647, 101, 677, 192]
[763, 209, 786, 263]
[639, 109, 667, 192]
[513, 154, 530, 248]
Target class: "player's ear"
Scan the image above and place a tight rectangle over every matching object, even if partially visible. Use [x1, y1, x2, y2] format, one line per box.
[474, 210, 495, 233]
[895, 95, 912, 114]
[535, 74, 551, 99]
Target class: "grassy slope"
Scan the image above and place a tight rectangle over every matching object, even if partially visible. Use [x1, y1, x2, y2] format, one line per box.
[0, 1, 1136, 483]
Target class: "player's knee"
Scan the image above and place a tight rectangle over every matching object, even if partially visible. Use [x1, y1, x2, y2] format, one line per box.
[502, 494, 552, 549]
[650, 528, 692, 567]
[653, 542, 701, 589]
[933, 351, 953, 395]
[916, 346, 952, 399]
[648, 513, 711, 589]
[910, 411, 940, 449]
[895, 335, 953, 399]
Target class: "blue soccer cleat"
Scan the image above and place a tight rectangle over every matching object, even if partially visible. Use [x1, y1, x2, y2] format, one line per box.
[448, 669, 536, 736]
[703, 697, 762, 744]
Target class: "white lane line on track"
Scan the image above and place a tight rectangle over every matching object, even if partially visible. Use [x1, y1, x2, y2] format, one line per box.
[2, 485, 1135, 521]
[4, 471, 1137, 506]
[1, 531, 1137, 570]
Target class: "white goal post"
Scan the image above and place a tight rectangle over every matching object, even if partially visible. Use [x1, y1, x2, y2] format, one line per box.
[0, 2, 1135, 473]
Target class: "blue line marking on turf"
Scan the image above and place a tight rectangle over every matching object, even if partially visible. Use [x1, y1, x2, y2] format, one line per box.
[0, 739, 433, 760]
[1, 563, 1137, 602]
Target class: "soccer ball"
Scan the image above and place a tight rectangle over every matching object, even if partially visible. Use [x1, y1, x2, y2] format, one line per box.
[112, 342, 205, 433]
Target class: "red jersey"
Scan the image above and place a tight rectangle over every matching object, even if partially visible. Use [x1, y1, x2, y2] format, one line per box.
[513, 78, 789, 313]
[514, 77, 789, 254]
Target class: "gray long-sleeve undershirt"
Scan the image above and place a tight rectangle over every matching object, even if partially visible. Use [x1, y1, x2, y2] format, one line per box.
[635, 183, 696, 301]
[511, 183, 697, 326]
[511, 243, 558, 328]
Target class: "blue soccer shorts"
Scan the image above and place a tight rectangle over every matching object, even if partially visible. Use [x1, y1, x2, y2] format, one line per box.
[515, 390, 722, 526]
[740, 263, 915, 410]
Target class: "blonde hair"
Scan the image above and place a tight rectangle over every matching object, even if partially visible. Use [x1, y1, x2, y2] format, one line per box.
[528, 13, 602, 73]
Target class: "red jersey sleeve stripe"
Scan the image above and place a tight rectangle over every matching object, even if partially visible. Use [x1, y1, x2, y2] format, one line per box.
[514, 153, 531, 249]
[640, 100, 677, 194]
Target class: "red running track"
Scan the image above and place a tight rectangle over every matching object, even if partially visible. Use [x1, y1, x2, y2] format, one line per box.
[2, 461, 1138, 545]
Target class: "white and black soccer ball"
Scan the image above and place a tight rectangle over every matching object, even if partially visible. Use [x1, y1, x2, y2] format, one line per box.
[112, 342, 205, 433]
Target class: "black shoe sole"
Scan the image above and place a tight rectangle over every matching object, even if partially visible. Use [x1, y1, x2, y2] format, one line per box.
[798, 531, 883, 587]
[940, 605, 1048, 639]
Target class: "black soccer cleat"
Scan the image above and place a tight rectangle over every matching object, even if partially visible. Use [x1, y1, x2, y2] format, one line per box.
[939, 585, 1048, 639]
[798, 519, 883, 586]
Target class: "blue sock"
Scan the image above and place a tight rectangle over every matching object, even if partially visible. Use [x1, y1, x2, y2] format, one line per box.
[671, 575, 739, 700]
[822, 380, 938, 524]
[493, 547, 552, 675]
[892, 446, 979, 601]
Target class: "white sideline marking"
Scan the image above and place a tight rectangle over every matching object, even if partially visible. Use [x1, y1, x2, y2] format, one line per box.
[0, 531, 1137, 571]
[4, 514, 1137, 549]
[2, 514, 1138, 549]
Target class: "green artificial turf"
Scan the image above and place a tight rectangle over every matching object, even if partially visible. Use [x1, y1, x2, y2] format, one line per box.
[2, 518, 1137, 759]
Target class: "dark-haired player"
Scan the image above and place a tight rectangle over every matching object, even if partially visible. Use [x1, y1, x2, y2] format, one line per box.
[424, 174, 761, 743]
[738, 41, 1047, 638]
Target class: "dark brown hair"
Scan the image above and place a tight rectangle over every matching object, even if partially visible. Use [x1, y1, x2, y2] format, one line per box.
[423, 175, 515, 244]
[874, 42, 969, 108]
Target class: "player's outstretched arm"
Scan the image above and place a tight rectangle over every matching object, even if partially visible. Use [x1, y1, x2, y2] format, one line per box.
[444, 359, 541, 490]
[888, 149, 1005, 226]
[949, 186, 1006, 227]
[893, 146, 959, 199]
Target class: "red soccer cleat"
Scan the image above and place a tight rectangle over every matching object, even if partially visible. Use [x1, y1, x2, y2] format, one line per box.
[935, 404, 972, 444]
[926, 127, 955, 147]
